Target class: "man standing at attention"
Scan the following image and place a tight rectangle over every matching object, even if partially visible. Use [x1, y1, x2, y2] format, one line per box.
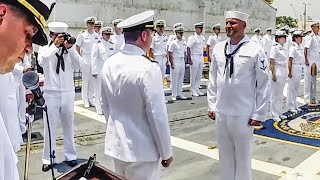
[207, 10, 270, 180]
[76, 16, 99, 108]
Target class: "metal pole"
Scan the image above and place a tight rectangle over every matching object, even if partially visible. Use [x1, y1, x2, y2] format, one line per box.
[303, 3, 306, 31]
[23, 114, 33, 180]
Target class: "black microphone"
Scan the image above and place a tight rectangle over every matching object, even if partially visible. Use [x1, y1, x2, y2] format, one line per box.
[22, 71, 46, 108]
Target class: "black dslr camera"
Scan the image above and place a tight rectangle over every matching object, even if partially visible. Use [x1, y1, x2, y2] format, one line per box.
[62, 33, 76, 44]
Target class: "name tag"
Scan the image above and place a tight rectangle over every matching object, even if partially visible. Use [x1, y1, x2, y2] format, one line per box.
[239, 55, 251, 58]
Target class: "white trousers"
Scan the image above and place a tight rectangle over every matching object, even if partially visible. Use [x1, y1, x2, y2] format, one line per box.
[113, 158, 160, 180]
[271, 74, 287, 119]
[42, 91, 77, 164]
[190, 54, 204, 94]
[216, 112, 253, 180]
[94, 74, 102, 114]
[81, 60, 95, 106]
[304, 62, 317, 103]
[154, 55, 167, 81]
[287, 65, 302, 110]
[171, 57, 185, 97]
[16, 83, 27, 134]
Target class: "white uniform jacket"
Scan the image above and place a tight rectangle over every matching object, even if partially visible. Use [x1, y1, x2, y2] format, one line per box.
[151, 32, 168, 56]
[12, 55, 31, 86]
[38, 43, 82, 91]
[262, 34, 274, 55]
[250, 34, 263, 46]
[0, 75, 19, 180]
[289, 42, 304, 65]
[207, 35, 271, 121]
[187, 33, 206, 55]
[207, 34, 221, 53]
[305, 32, 320, 63]
[110, 34, 125, 53]
[91, 39, 116, 75]
[76, 30, 100, 62]
[101, 44, 172, 162]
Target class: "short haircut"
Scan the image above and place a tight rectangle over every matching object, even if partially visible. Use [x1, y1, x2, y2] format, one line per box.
[124, 30, 142, 43]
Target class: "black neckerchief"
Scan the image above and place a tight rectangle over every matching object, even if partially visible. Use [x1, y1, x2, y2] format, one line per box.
[224, 41, 246, 78]
[49, 41, 68, 74]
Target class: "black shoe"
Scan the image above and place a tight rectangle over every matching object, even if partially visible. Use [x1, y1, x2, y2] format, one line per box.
[66, 160, 78, 167]
[42, 164, 52, 172]
[22, 132, 37, 140]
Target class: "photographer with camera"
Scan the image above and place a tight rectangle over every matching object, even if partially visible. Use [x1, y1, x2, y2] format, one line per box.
[38, 22, 82, 172]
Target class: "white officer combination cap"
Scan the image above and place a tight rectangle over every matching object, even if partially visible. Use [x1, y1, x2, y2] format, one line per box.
[112, 19, 123, 26]
[100, 26, 114, 35]
[194, 22, 205, 28]
[48, 22, 68, 33]
[266, 27, 272, 31]
[212, 23, 221, 29]
[94, 21, 103, 27]
[225, 10, 249, 23]
[173, 22, 183, 29]
[117, 10, 155, 32]
[293, 30, 303, 36]
[174, 26, 184, 32]
[84, 16, 97, 23]
[254, 28, 261, 32]
[275, 31, 287, 37]
[311, 21, 320, 27]
[155, 20, 166, 27]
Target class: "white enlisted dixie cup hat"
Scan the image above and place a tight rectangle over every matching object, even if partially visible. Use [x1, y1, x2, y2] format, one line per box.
[100, 26, 114, 35]
[94, 21, 103, 27]
[48, 22, 68, 33]
[275, 30, 287, 37]
[194, 22, 205, 28]
[155, 20, 166, 27]
[266, 27, 272, 31]
[112, 19, 123, 26]
[225, 10, 249, 23]
[212, 23, 221, 29]
[117, 10, 155, 32]
[84, 16, 97, 23]
[253, 28, 261, 32]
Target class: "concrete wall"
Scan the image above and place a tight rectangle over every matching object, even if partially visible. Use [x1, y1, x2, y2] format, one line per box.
[33, 0, 276, 51]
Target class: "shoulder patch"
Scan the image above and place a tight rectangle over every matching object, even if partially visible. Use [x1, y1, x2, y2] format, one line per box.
[79, 30, 85, 34]
[109, 41, 114, 44]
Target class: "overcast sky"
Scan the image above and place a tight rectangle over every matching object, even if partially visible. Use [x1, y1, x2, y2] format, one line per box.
[272, 0, 318, 21]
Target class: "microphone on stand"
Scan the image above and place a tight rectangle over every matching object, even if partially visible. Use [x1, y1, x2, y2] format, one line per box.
[22, 71, 46, 109]
[22, 71, 56, 179]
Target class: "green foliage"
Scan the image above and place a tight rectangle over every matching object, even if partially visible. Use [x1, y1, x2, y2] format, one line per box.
[276, 16, 298, 28]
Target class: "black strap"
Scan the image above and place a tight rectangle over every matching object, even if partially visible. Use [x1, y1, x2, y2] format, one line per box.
[224, 41, 246, 78]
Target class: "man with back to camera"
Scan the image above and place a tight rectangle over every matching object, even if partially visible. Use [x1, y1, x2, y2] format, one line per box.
[76, 16, 99, 108]
[38, 22, 82, 172]
[207, 10, 270, 180]
[0, 0, 56, 178]
[101, 10, 173, 180]
[91, 26, 115, 115]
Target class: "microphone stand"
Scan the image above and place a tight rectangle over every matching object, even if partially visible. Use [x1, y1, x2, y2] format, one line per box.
[24, 100, 36, 180]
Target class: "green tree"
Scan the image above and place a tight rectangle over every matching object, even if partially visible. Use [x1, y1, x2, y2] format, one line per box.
[276, 16, 298, 28]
